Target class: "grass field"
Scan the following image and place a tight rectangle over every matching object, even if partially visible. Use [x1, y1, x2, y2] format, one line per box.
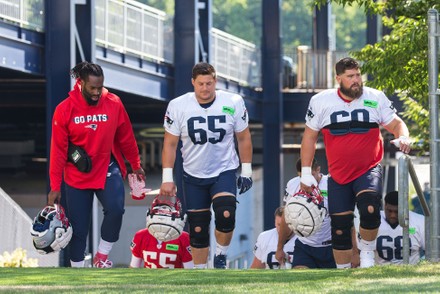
[1, 262, 440, 293]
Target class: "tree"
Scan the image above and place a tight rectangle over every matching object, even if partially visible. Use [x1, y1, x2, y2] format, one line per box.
[315, 0, 439, 153]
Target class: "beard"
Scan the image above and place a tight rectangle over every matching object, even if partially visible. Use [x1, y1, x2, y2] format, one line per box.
[339, 82, 363, 99]
[82, 89, 100, 106]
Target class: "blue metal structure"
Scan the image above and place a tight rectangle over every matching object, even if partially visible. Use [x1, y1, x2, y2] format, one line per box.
[0, 0, 383, 235]
[261, 0, 283, 230]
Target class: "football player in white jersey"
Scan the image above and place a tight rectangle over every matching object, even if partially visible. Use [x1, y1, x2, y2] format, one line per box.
[160, 62, 253, 269]
[276, 158, 358, 268]
[300, 57, 411, 268]
[250, 207, 297, 269]
[372, 191, 425, 265]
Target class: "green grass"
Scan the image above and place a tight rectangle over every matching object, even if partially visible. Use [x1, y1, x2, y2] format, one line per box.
[1, 262, 440, 293]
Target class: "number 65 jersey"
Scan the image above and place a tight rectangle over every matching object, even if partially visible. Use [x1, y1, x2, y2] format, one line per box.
[164, 90, 248, 178]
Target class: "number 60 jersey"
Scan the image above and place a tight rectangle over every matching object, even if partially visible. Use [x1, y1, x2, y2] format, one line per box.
[164, 90, 248, 178]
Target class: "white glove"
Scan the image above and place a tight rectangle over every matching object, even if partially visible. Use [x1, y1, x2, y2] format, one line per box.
[300, 167, 318, 187]
[390, 136, 411, 148]
[50, 226, 73, 252]
[128, 173, 152, 200]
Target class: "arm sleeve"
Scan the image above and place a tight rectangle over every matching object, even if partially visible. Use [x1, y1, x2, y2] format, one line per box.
[253, 233, 265, 262]
[233, 95, 249, 133]
[130, 232, 143, 258]
[114, 102, 141, 171]
[378, 91, 398, 126]
[163, 101, 181, 137]
[49, 106, 69, 191]
[129, 255, 143, 268]
[180, 233, 193, 263]
[304, 96, 321, 131]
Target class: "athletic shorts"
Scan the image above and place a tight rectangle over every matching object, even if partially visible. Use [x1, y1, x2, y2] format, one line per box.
[292, 239, 336, 269]
[183, 169, 237, 210]
[328, 164, 383, 214]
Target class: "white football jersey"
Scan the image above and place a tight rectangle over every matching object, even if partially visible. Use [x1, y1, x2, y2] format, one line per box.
[284, 175, 331, 247]
[253, 228, 297, 269]
[375, 210, 425, 265]
[304, 86, 398, 184]
[164, 90, 249, 178]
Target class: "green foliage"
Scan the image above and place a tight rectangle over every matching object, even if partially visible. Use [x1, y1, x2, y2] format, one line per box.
[136, 0, 174, 15]
[316, 0, 439, 153]
[213, 0, 262, 45]
[332, 3, 366, 51]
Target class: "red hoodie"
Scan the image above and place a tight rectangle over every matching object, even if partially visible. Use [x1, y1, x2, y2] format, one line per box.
[49, 80, 141, 191]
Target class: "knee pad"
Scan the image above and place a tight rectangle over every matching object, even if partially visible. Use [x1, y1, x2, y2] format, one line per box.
[212, 196, 236, 233]
[356, 192, 381, 230]
[331, 214, 354, 251]
[187, 210, 211, 248]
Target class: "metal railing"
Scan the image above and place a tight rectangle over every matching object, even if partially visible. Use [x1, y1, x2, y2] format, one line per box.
[398, 155, 431, 264]
[0, 0, 43, 31]
[0, 0, 350, 90]
[285, 46, 348, 90]
[211, 28, 260, 87]
[95, 0, 171, 63]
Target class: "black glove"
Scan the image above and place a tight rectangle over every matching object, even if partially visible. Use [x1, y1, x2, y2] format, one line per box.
[237, 176, 253, 194]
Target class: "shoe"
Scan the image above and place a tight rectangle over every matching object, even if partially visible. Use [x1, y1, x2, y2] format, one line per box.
[213, 254, 227, 269]
[360, 250, 375, 268]
[93, 253, 113, 268]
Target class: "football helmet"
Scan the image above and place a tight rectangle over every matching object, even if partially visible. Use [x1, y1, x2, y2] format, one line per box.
[284, 188, 327, 237]
[146, 195, 186, 242]
[30, 204, 73, 254]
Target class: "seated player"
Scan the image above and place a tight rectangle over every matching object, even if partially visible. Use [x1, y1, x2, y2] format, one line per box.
[130, 195, 193, 268]
[130, 228, 193, 269]
[250, 206, 296, 269]
[366, 191, 425, 265]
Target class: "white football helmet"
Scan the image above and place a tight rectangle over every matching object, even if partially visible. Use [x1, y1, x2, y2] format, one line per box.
[284, 188, 327, 237]
[146, 195, 186, 242]
[30, 204, 73, 254]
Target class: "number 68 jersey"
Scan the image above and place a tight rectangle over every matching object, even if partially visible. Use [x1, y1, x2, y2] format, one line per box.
[164, 90, 249, 178]
[375, 210, 425, 265]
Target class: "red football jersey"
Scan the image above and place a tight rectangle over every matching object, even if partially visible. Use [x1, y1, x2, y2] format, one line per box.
[130, 229, 192, 268]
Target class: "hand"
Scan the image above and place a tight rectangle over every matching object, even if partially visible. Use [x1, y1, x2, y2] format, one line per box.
[351, 249, 360, 268]
[390, 136, 411, 154]
[237, 176, 253, 194]
[160, 182, 177, 197]
[128, 173, 151, 200]
[300, 167, 318, 193]
[132, 168, 145, 181]
[47, 190, 61, 206]
[275, 248, 286, 266]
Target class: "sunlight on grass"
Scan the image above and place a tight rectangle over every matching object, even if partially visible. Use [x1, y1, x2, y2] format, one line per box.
[1, 263, 440, 293]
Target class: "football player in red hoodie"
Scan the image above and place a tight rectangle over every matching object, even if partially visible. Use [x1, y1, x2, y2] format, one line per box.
[47, 61, 145, 268]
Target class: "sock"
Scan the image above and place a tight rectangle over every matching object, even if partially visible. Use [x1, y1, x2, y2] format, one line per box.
[359, 238, 376, 251]
[193, 263, 207, 269]
[97, 238, 114, 255]
[215, 243, 229, 256]
[71, 260, 85, 268]
[336, 263, 351, 269]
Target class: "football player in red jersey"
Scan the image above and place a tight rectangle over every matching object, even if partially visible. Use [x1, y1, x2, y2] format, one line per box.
[300, 57, 411, 269]
[130, 229, 193, 269]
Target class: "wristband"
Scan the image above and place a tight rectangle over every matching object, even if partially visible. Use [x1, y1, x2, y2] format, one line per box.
[162, 168, 173, 183]
[301, 167, 312, 175]
[241, 163, 252, 177]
